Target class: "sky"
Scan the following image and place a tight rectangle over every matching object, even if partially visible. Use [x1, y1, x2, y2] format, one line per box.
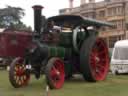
[0, 0, 103, 29]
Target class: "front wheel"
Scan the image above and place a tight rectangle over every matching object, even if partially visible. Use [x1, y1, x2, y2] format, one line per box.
[9, 57, 30, 88]
[45, 57, 65, 89]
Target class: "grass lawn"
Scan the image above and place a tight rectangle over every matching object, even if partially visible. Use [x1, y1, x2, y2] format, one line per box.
[0, 70, 128, 96]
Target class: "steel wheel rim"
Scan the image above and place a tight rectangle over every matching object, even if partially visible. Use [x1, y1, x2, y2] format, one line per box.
[50, 59, 65, 89]
[89, 38, 109, 80]
[14, 58, 30, 86]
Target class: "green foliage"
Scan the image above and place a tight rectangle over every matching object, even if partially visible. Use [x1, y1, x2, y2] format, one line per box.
[0, 5, 32, 31]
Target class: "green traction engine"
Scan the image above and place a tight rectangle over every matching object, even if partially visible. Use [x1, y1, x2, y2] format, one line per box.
[9, 5, 113, 89]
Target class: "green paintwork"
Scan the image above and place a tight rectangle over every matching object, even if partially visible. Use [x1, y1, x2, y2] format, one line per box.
[59, 32, 73, 47]
[48, 46, 65, 58]
[64, 62, 73, 78]
[47, 45, 73, 77]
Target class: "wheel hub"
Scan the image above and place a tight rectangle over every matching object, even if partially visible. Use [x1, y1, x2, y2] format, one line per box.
[56, 71, 60, 75]
[16, 69, 24, 76]
[95, 56, 100, 63]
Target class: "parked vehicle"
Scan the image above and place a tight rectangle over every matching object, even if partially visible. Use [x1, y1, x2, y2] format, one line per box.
[0, 29, 32, 68]
[110, 40, 128, 74]
[8, 5, 113, 89]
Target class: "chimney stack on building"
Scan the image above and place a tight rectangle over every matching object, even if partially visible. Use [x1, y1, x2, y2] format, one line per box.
[69, 0, 74, 8]
[89, 0, 95, 3]
[80, 0, 86, 5]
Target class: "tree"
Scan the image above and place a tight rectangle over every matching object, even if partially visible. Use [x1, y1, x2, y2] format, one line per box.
[0, 5, 32, 31]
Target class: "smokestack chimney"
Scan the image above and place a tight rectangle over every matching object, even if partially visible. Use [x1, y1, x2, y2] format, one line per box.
[80, 0, 86, 5]
[69, 0, 74, 8]
[89, 0, 95, 3]
[32, 5, 43, 34]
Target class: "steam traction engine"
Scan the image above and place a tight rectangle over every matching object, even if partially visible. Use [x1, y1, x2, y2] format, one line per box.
[9, 5, 113, 89]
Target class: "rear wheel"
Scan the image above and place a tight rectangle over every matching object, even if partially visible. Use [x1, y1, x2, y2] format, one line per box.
[9, 57, 30, 88]
[80, 36, 109, 82]
[45, 57, 65, 89]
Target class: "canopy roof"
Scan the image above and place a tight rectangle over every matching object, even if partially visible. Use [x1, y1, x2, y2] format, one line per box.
[47, 15, 114, 28]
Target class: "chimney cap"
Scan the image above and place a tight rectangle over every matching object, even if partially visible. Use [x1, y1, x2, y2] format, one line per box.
[32, 5, 44, 10]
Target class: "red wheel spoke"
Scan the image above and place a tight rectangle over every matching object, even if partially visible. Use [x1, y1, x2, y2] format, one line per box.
[90, 53, 96, 59]
[90, 58, 96, 63]
[99, 50, 105, 55]
[55, 60, 63, 70]
[99, 59, 107, 63]
[47, 58, 65, 89]
[9, 57, 30, 88]
[50, 67, 57, 77]
[89, 39, 109, 81]
[96, 65, 105, 73]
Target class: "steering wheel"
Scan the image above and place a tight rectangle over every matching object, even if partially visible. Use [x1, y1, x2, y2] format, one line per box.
[72, 26, 85, 53]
